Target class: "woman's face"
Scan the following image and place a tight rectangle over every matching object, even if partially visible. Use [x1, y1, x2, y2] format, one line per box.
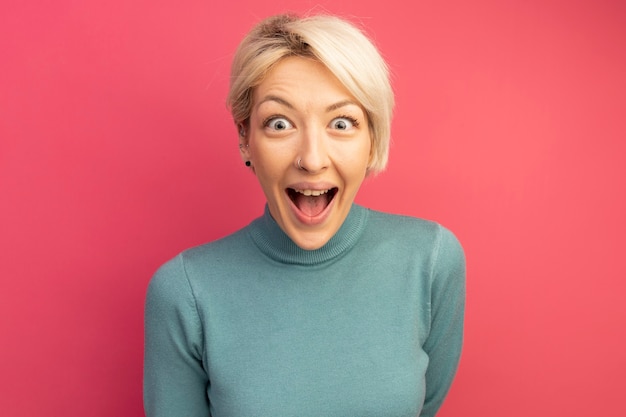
[243, 56, 372, 250]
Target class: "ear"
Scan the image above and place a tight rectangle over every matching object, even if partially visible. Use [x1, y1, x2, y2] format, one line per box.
[238, 123, 252, 166]
[239, 142, 251, 160]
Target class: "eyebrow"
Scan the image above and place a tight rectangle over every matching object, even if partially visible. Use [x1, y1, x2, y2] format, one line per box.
[325, 100, 360, 113]
[256, 95, 360, 113]
[256, 95, 294, 110]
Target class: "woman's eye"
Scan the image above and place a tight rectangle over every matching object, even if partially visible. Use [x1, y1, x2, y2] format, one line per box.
[265, 117, 292, 131]
[330, 117, 356, 131]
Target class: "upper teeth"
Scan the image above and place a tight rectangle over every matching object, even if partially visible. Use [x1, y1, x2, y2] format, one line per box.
[295, 189, 330, 196]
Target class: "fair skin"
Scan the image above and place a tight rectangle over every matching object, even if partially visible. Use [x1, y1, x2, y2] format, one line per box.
[240, 56, 372, 250]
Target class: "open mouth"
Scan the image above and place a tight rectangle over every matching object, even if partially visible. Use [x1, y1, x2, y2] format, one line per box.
[287, 187, 338, 217]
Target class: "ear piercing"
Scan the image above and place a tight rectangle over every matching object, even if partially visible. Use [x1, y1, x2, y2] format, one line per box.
[239, 140, 250, 167]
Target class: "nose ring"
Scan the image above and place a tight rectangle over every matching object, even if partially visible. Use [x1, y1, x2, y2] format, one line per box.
[297, 158, 304, 170]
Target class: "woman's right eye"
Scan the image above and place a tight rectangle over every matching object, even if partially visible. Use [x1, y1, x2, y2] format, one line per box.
[265, 117, 293, 131]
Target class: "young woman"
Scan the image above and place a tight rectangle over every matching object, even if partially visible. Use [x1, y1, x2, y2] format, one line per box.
[144, 13, 465, 417]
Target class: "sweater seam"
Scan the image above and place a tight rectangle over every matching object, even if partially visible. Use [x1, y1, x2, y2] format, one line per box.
[427, 223, 444, 336]
[177, 252, 206, 365]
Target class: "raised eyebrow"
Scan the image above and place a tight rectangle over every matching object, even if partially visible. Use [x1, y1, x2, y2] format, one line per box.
[256, 96, 360, 113]
[326, 100, 361, 113]
[256, 95, 294, 110]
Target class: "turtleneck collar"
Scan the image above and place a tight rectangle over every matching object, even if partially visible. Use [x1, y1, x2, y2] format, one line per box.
[247, 204, 369, 266]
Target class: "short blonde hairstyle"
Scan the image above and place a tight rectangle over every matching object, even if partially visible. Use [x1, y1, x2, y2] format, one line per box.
[227, 14, 394, 173]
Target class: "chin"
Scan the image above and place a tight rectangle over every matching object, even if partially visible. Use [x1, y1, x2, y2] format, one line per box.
[290, 232, 334, 251]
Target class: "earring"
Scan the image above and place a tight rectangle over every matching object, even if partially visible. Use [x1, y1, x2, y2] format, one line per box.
[238, 124, 246, 137]
[245, 161, 251, 167]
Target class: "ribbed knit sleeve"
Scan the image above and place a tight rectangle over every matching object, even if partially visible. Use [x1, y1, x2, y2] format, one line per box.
[144, 254, 210, 417]
[420, 225, 466, 417]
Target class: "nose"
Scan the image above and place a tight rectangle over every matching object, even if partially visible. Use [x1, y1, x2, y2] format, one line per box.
[296, 125, 329, 174]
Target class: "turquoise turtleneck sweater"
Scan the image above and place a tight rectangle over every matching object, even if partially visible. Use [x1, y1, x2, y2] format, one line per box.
[144, 204, 465, 417]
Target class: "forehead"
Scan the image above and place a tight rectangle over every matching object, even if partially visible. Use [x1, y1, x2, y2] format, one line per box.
[252, 56, 359, 110]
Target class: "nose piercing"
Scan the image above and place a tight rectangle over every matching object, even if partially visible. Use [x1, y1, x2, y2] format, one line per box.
[297, 158, 304, 170]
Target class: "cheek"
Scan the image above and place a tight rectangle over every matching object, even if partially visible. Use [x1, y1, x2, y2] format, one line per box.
[354, 139, 374, 169]
[368, 138, 375, 163]
[250, 149, 284, 186]
[252, 140, 294, 168]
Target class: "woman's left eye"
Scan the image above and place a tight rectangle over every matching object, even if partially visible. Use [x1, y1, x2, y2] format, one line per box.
[329, 117, 357, 131]
[265, 117, 293, 131]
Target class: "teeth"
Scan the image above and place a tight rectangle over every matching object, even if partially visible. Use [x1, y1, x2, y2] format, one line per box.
[295, 189, 330, 197]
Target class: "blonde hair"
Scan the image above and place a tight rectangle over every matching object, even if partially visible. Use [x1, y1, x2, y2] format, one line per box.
[227, 14, 394, 173]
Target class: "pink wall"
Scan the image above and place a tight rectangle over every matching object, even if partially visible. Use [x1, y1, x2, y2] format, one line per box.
[2, 0, 625, 415]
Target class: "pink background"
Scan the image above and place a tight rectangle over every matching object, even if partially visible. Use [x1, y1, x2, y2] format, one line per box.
[2, 0, 625, 415]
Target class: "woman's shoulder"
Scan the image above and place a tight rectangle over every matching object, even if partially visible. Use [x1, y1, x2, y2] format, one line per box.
[365, 207, 437, 229]
[364, 206, 444, 236]
[181, 225, 252, 262]
[148, 224, 255, 287]
[362, 206, 465, 282]
[362, 206, 463, 255]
